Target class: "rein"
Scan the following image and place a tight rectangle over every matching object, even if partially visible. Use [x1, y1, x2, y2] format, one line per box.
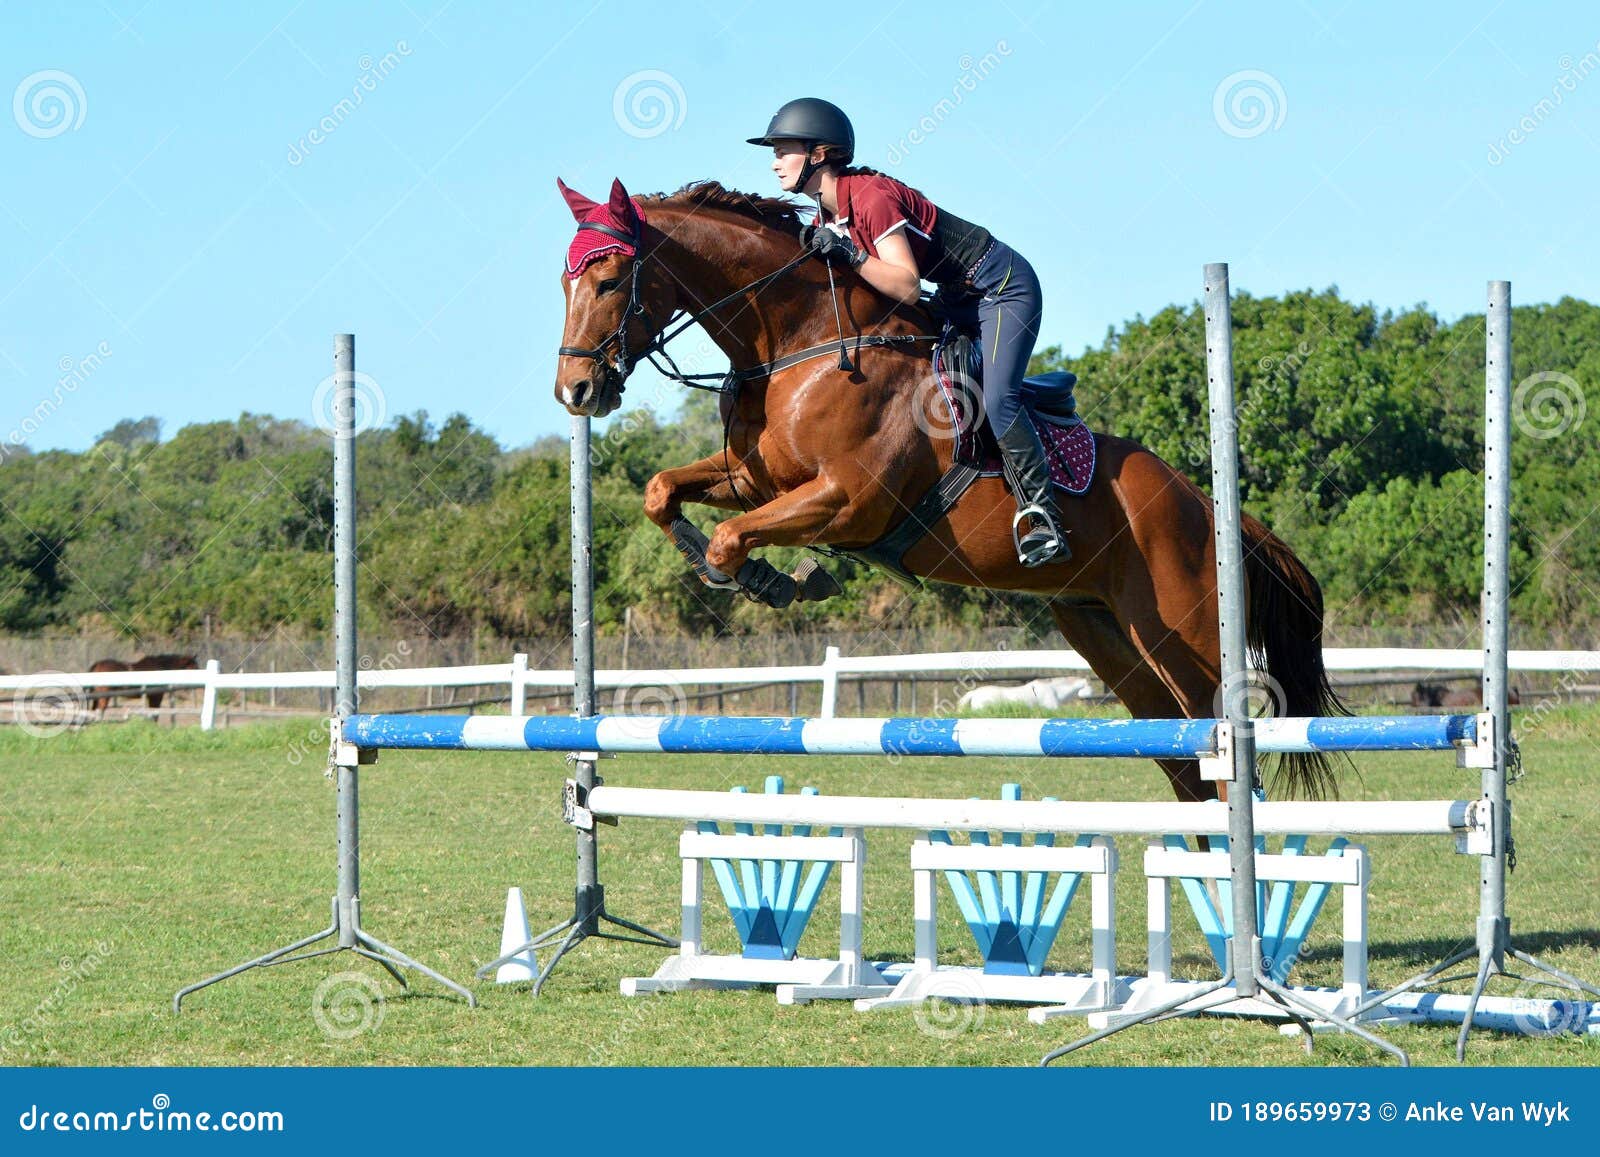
[559, 219, 940, 396]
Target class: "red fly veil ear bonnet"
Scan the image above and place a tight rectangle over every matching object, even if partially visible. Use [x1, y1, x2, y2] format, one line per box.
[559, 177, 649, 278]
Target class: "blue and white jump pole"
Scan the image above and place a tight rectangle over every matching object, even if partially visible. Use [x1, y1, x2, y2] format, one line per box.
[343, 711, 1480, 758]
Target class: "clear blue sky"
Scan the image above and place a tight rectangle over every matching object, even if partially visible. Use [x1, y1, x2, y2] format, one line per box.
[5, 0, 1598, 453]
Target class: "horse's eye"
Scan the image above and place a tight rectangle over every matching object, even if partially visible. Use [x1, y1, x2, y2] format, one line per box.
[596, 277, 620, 296]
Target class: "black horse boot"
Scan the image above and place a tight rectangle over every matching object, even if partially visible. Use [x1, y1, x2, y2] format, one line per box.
[996, 418, 1069, 567]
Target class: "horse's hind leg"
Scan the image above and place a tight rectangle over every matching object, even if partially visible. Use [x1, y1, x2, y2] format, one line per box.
[1048, 600, 1213, 804]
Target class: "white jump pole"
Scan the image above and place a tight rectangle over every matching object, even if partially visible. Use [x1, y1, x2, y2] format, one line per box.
[584, 788, 1484, 838]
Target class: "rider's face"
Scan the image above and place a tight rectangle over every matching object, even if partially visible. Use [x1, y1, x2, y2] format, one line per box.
[770, 140, 824, 194]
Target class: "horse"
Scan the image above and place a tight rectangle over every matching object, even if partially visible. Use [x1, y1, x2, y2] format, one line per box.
[87, 658, 129, 713]
[552, 177, 1345, 802]
[1410, 679, 1517, 709]
[88, 654, 198, 712]
[131, 654, 199, 709]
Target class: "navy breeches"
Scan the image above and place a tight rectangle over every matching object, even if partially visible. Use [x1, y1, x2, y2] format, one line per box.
[942, 238, 1045, 438]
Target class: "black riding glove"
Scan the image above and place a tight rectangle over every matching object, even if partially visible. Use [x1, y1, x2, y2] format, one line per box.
[809, 224, 867, 269]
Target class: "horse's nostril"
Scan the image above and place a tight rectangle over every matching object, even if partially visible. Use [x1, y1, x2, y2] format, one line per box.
[570, 380, 592, 409]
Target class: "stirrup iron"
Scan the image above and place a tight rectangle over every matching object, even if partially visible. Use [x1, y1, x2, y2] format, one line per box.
[996, 417, 1069, 568]
[1011, 503, 1063, 568]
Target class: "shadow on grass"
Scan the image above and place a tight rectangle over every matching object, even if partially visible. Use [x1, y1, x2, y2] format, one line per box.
[1363, 928, 1600, 963]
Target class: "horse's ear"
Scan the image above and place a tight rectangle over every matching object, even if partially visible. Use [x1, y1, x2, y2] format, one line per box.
[557, 177, 599, 221]
[607, 178, 637, 228]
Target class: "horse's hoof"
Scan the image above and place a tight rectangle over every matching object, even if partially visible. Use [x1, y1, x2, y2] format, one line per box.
[792, 557, 842, 602]
[670, 518, 737, 588]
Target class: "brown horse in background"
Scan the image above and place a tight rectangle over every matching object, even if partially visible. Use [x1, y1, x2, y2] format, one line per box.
[552, 178, 1345, 802]
[87, 658, 129, 713]
[89, 654, 199, 712]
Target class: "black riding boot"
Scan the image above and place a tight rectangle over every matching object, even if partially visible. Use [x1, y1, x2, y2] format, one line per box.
[996, 418, 1069, 567]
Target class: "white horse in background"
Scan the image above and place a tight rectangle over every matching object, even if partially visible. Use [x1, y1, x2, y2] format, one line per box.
[957, 676, 1094, 713]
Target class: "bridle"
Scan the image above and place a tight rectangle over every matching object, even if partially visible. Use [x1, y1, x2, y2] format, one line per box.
[557, 218, 939, 399]
[559, 210, 948, 524]
[556, 221, 658, 388]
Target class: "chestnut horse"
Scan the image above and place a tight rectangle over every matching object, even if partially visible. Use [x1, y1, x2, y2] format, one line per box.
[553, 178, 1344, 802]
[88, 653, 198, 712]
[87, 658, 128, 713]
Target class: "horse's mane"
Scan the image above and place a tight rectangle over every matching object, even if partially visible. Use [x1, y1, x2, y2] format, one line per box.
[640, 179, 936, 326]
[642, 180, 805, 234]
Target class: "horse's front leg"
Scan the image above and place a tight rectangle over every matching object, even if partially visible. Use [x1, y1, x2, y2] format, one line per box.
[643, 454, 750, 528]
[644, 454, 763, 592]
[645, 458, 846, 608]
[707, 476, 864, 582]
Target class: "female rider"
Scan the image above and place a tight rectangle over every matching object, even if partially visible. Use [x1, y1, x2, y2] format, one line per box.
[747, 96, 1065, 566]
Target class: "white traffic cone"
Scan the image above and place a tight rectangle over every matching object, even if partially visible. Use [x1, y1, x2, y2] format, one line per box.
[495, 886, 538, 983]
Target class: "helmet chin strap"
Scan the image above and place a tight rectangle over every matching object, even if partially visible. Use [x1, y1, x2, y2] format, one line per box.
[790, 141, 820, 196]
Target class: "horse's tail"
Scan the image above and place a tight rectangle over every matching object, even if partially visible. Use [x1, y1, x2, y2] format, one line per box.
[1241, 514, 1350, 799]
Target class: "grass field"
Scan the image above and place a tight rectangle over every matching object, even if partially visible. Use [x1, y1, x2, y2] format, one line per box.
[2, 705, 1598, 1067]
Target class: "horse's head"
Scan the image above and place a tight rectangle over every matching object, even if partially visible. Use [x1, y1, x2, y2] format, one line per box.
[554, 177, 675, 417]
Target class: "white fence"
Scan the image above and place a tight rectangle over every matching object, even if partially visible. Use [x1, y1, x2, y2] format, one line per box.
[3, 647, 1599, 730]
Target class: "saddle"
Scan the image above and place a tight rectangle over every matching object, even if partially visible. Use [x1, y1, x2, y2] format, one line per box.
[846, 325, 1097, 585]
[931, 325, 1095, 496]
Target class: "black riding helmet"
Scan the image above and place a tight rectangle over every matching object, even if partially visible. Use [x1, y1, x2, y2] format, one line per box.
[747, 98, 854, 194]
